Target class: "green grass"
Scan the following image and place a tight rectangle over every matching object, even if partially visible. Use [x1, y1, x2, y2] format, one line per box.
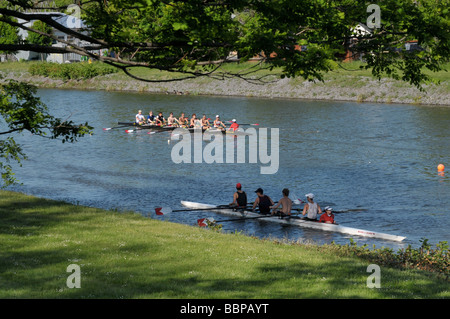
[0, 190, 448, 299]
[1, 60, 448, 83]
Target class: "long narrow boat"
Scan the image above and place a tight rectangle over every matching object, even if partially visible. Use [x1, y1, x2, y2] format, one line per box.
[118, 122, 252, 135]
[180, 200, 406, 242]
[117, 122, 177, 131]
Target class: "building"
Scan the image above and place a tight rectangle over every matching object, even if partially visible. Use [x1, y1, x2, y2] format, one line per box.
[14, 12, 103, 63]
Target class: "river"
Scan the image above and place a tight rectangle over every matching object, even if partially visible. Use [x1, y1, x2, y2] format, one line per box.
[8, 88, 450, 250]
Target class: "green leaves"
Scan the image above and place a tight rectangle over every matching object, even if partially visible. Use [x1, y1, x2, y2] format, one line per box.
[2, 0, 448, 87]
[26, 20, 52, 46]
[0, 80, 93, 187]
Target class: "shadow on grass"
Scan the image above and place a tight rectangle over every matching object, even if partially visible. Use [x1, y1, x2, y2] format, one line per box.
[1, 191, 447, 299]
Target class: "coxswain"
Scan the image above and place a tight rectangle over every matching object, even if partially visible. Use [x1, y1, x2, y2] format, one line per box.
[252, 188, 274, 215]
[230, 183, 248, 208]
[271, 188, 293, 217]
[301, 193, 322, 221]
[319, 206, 336, 224]
[229, 119, 239, 132]
[135, 110, 145, 124]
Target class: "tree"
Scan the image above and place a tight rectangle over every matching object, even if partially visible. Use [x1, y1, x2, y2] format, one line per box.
[26, 20, 53, 60]
[0, 17, 20, 60]
[0, 1, 448, 88]
[0, 78, 92, 187]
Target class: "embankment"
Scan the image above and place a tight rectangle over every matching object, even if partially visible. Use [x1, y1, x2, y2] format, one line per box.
[2, 68, 449, 106]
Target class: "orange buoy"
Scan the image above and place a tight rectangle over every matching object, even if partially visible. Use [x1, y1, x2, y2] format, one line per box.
[437, 164, 445, 172]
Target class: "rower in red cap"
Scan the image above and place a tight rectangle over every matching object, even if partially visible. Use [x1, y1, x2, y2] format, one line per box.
[230, 183, 247, 208]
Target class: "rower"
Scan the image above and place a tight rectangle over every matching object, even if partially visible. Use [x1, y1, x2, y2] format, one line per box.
[167, 112, 180, 126]
[147, 111, 156, 124]
[252, 188, 274, 215]
[179, 112, 189, 127]
[155, 112, 165, 126]
[201, 114, 211, 129]
[301, 193, 322, 221]
[229, 119, 239, 132]
[229, 183, 247, 208]
[190, 114, 198, 128]
[270, 188, 293, 217]
[319, 206, 336, 224]
[213, 115, 226, 130]
[135, 110, 145, 124]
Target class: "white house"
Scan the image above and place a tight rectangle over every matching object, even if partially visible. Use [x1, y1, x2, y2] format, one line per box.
[14, 11, 103, 63]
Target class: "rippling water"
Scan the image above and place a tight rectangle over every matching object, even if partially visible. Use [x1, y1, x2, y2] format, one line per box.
[8, 88, 450, 250]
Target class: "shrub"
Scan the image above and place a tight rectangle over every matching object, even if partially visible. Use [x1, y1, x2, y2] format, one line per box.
[29, 62, 118, 80]
[322, 238, 449, 279]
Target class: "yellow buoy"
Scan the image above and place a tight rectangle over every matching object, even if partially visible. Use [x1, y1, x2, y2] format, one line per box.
[437, 164, 445, 172]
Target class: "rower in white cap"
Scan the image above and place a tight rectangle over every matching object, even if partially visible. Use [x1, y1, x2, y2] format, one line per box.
[301, 193, 322, 221]
[213, 115, 226, 130]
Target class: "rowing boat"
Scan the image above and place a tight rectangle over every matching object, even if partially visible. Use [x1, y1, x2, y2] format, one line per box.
[180, 200, 406, 242]
[119, 122, 252, 135]
[117, 122, 177, 130]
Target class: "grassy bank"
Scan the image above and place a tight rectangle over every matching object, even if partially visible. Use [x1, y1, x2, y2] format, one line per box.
[0, 190, 448, 299]
[1, 61, 449, 106]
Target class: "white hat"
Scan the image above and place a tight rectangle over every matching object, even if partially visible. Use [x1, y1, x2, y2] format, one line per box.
[324, 206, 333, 211]
[232, 119, 236, 122]
[216, 115, 220, 117]
[305, 193, 314, 199]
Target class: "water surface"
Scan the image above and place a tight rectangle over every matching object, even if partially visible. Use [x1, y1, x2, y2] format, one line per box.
[8, 88, 450, 249]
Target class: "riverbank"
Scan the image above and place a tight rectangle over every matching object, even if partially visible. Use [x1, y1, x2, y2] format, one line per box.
[1, 61, 449, 106]
[1, 190, 448, 299]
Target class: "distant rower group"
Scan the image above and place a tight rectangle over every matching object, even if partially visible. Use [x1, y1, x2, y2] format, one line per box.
[230, 183, 336, 224]
[135, 110, 240, 131]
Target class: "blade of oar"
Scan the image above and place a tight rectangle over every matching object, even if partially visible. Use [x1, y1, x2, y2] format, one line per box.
[290, 192, 305, 205]
[103, 125, 130, 131]
[155, 207, 172, 215]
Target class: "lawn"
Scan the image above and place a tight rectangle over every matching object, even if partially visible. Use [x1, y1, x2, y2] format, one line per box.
[0, 190, 448, 299]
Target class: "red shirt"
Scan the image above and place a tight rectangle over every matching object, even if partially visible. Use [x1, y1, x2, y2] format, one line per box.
[230, 123, 239, 131]
[319, 213, 335, 223]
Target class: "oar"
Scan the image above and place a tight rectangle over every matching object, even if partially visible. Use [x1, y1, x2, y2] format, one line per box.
[154, 205, 232, 215]
[125, 129, 159, 134]
[226, 121, 259, 126]
[289, 192, 305, 205]
[197, 214, 272, 227]
[103, 125, 131, 131]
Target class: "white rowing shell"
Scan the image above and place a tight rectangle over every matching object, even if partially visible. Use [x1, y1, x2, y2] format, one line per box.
[180, 201, 406, 242]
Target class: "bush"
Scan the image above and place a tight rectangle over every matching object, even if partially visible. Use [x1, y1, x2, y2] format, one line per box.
[29, 62, 118, 80]
[322, 238, 449, 279]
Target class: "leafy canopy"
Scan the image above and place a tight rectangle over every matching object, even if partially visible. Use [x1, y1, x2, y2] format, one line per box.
[0, 0, 448, 87]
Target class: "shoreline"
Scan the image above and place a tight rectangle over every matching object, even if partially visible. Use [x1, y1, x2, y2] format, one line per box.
[1, 69, 449, 106]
